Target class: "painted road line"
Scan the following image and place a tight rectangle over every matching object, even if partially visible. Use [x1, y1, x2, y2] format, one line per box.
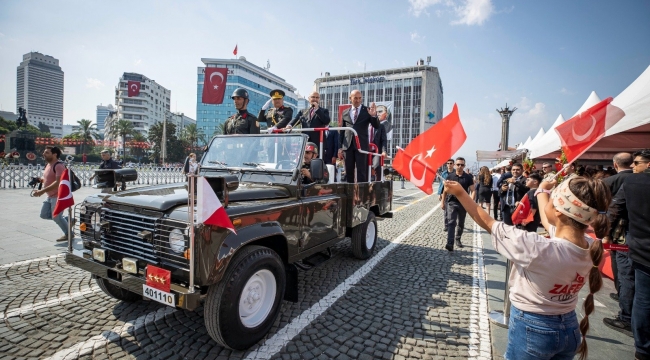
[393, 194, 433, 212]
[3, 285, 101, 319]
[0, 254, 63, 270]
[43, 306, 177, 360]
[468, 222, 492, 360]
[244, 202, 442, 360]
[393, 191, 421, 201]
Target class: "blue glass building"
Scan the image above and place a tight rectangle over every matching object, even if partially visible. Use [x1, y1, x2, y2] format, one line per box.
[197, 57, 298, 142]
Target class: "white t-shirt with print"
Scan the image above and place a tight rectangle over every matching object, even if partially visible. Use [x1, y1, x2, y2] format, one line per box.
[491, 222, 594, 315]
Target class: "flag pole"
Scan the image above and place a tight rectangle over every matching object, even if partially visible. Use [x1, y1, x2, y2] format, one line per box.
[67, 164, 73, 253]
[188, 174, 195, 293]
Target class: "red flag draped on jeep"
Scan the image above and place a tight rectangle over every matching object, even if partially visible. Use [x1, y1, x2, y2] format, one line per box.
[392, 104, 466, 194]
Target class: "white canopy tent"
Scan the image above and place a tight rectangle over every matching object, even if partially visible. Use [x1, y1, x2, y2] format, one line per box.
[522, 136, 533, 149]
[523, 127, 546, 153]
[528, 91, 601, 159]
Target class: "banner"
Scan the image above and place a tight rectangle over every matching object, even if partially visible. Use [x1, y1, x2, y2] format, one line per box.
[337, 101, 393, 140]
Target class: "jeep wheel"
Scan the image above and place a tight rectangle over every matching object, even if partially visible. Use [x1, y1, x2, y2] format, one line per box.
[351, 212, 377, 259]
[204, 245, 286, 350]
[96, 277, 141, 302]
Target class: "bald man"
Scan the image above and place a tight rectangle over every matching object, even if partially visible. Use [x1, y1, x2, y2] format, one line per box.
[287, 91, 331, 145]
[338, 90, 380, 183]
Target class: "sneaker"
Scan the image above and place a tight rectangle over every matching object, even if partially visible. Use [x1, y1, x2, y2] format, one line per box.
[56, 234, 68, 242]
[456, 240, 464, 248]
[603, 317, 633, 337]
[445, 244, 453, 252]
[444, 227, 448, 232]
[610, 293, 619, 301]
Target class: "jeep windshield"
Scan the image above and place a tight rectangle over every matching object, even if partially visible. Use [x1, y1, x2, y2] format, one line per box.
[201, 134, 305, 172]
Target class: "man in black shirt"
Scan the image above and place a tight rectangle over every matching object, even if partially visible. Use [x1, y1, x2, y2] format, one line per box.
[522, 173, 542, 232]
[499, 163, 529, 225]
[441, 157, 474, 251]
[90, 149, 122, 192]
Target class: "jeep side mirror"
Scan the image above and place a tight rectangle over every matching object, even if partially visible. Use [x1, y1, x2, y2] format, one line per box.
[310, 158, 324, 182]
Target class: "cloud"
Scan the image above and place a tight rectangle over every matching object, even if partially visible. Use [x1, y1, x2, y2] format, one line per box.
[408, 0, 445, 17]
[559, 87, 573, 95]
[85, 78, 105, 90]
[410, 31, 425, 43]
[134, 59, 142, 66]
[451, 0, 494, 26]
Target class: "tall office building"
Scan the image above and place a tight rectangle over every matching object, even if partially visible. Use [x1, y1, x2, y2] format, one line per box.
[197, 56, 298, 138]
[166, 111, 196, 135]
[313, 65, 443, 160]
[105, 72, 171, 141]
[16, 52, 64, 137]
[96, 104, 114, 131]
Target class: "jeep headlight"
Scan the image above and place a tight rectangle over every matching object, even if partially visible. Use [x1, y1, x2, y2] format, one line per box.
[79, 204, 87, 215]
[169, 229, 185, 254]
[91, 212, 101, 232]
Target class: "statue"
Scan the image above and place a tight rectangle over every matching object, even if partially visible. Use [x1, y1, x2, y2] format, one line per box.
[16, 107, 28, 128]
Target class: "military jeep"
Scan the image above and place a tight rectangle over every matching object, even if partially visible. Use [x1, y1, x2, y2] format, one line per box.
[65, 132, 393, 349]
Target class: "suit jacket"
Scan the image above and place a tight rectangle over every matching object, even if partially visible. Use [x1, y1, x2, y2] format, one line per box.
[290, 107, 331, 145]
[603, 169, 633, 196]
[339, 105, 380, 151]
[323, 129, 340, 165]
[371, 122, 387, 168]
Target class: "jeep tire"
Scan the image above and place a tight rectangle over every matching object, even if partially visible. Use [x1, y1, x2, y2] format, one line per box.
[96, 277, 141, 302]
[351, 212, 377, 259]
[204, 245, 286, 350]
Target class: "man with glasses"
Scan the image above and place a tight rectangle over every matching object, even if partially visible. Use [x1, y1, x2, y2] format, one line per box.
[499, 163, 529, 226]
[437, 159, 455, 232]
[541, 162, 556, 182]
[441, 157, 474, 251]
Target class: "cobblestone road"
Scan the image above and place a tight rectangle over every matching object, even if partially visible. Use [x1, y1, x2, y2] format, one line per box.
[0, 186, 492, 360]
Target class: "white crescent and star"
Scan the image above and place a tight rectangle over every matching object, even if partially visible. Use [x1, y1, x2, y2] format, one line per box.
[130, 83, 138, 91]
[409, 154, 426, 187]
[209, 71, 225, 90]
[425, 145, 436, 158]
[571, 114, 597, 142]
[60, 179, 72, 201]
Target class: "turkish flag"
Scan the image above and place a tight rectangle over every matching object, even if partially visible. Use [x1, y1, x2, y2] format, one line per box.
[127, 81, 141, 97]
[511, 194, 533, 225]
[392, 104, 466, 194]
[555, 97, 625, 163]
[197, 177, 236, 233]
[52, 168, 75, 218]
[338, 104, 352, 126]
[233, 44, 238, 56]
[202, 68, 228, 104]
[146, 265, 171, 292]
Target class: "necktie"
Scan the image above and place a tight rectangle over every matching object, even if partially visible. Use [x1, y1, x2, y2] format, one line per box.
[310, 107, 315, 119]
[369, 127, 374, 143]
[353, 107, 358, 123]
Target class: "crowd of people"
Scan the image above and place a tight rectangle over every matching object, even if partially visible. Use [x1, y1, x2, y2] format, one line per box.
[439, 149, 650, 359]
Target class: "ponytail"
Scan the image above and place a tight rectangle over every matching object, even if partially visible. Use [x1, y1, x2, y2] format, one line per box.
[576, 239, 604, 360]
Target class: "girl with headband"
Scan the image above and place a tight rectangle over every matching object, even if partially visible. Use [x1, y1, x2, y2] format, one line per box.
[444, 176, 610, 360]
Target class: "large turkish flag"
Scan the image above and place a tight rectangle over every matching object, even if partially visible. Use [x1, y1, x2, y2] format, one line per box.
[554, 97, 625, 163]
[392, 104, 466, 194]
[127, 81, 140, 97]
[202, 68, 228, 105]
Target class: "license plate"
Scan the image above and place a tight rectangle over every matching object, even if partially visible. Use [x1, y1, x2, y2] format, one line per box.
[142, 284, 175, 307]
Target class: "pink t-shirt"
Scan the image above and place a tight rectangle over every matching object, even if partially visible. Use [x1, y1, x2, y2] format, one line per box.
[491, 222, 594, 315]
[43, 161, 66, 198]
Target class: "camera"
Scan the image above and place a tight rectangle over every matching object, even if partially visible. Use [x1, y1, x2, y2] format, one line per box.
[28, 177, 42, 190]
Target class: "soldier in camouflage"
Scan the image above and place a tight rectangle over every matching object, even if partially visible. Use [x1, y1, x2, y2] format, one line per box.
[224, 88, 260, 135]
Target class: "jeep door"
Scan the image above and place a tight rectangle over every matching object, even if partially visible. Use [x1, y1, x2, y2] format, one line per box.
[299, 183, 344, 250]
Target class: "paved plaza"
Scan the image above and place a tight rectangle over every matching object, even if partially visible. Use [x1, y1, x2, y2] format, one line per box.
[0, 183, 635, 359]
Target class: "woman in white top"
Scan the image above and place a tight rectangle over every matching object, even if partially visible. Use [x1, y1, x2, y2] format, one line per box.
[188, 153, 199, 175]
[445, 176, 610, 360]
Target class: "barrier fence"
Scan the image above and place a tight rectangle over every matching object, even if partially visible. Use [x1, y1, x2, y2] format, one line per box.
[0, 164, 186, 189]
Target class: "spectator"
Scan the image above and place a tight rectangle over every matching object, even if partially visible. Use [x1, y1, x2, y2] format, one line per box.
[521, 172, 542, 232]
[542, 162, 556, 182]
[89, 149, 122, 193]
[444, 176, 609, 360]
[437, 159, 455, 232]
[606, 149, 650, 358]
[602, 152, 633, 303]
[31, 146, 70, 241]
[491, 168, 501, 220]
[477, 166, 493, 215]
[441, 157, 474, 251]
[499, 163, 529, 226]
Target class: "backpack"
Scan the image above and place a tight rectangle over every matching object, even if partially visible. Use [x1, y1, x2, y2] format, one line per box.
[53, 161, 82, 192]
[511, 193, 534, 225]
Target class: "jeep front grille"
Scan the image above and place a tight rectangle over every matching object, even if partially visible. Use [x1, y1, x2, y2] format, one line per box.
[101, 208, 159, 264]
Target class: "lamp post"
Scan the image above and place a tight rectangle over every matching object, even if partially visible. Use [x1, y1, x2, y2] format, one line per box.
[496, 104, 517, 152]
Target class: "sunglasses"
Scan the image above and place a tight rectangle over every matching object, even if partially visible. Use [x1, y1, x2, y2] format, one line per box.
[447, 162, 454, 165]
[456, 163, 466, 167]
[633, 160, 649, 166]
[542, 166, 550, 168]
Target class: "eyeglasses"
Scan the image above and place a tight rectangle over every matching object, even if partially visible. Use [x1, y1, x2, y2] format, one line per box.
[456, 163, 465, 167]
[633, 160, 649, 166]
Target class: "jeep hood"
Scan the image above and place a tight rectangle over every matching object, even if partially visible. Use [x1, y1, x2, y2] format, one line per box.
[104, 183, 291, 211]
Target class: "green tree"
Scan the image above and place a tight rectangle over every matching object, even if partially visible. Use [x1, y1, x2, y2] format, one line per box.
[181, 123, 206, 150]
[130, 132, 148, 162]
[74, 119, 100, 155]
[108, 119, 135, 157]
[212, 122, 227, 136]
[148, 122, 184, 163]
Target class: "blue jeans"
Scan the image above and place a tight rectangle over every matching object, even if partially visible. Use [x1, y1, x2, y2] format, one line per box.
[616, 250, 635, 323]
[40, 196, 69, 236]
[506, 305, 581, 360]
[632, 263, 650, 359]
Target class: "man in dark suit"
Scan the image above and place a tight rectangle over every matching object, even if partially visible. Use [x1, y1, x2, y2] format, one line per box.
[370, 118, 388, 180]
[322, 125, 339, 166]
[337, 90, 380, 183]
[602, 152, 634, 303]
[287, 92, 330, 145]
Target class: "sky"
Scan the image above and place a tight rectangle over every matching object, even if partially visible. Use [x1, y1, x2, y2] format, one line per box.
[1, 0, 649, 163]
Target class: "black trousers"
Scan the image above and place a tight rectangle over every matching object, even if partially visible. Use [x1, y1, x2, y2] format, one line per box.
[446, 201, 467, 247]
[492, 191, 500, 219]
[344, 147, 368, 183]
[611, 250, 620, 295]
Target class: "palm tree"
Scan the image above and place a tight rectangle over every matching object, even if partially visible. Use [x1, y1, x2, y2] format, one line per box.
[74, 119, 100, 155]
[212, 122, 227, 136]
[108, 119, 135, 157]
[181, 123, 206, 150]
